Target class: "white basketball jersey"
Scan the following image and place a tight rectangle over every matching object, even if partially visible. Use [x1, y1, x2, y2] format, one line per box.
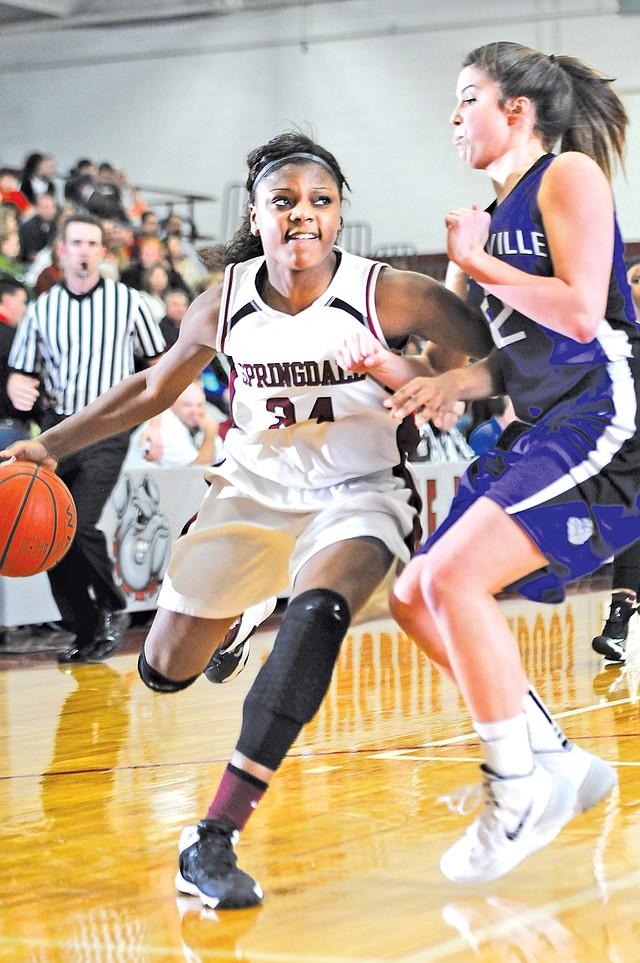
[216, 248, 404, 497]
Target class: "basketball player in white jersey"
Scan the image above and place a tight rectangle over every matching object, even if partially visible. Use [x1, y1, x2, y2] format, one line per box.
[2, 131, 494, 908]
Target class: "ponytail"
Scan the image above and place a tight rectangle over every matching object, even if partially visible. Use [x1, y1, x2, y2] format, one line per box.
[553, 54, 627, 180]
[463, 42, 628, 181]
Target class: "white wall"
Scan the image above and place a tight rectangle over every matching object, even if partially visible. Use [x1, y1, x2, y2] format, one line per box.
[1, 0, 639, 252]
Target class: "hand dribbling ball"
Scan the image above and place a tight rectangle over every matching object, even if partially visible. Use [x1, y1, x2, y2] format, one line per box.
[0, 462, 77, 577]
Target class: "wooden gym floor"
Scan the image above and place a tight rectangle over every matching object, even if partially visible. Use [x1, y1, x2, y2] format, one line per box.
[1, 569, 639, 962]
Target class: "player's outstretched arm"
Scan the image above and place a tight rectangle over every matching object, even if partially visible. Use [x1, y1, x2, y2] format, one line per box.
[375, 266, 493, 360]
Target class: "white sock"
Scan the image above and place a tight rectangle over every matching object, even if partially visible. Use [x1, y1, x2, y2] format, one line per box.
[524, 686, 569, 754]
[474, 712, 534, 778]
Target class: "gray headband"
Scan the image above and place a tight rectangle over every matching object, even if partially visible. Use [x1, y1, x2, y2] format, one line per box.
[251, 152, 338, 193]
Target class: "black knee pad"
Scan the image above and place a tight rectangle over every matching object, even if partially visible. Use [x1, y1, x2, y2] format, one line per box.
[236, 588, 350, 769]
[137, 647, 199, 693]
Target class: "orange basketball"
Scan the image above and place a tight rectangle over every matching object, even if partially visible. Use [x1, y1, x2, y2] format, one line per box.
[0, 462, 77, 577]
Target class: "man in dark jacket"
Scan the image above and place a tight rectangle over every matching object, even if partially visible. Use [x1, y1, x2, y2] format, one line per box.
[0, 274, 37, 448]
[18, 194, 59, 264]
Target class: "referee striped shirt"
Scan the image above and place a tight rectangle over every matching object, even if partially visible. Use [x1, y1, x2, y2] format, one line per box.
[8, 278, 166, 415]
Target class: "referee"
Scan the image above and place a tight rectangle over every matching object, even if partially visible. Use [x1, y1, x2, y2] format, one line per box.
[8, 213, 166, 663]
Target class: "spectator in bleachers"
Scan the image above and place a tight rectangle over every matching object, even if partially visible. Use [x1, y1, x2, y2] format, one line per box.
[159, 288, 190, 348]
[34, 245, 63, 296]
[19, 193, 59, 264]
[115, 168, 148, 225]
[163, 233, 203, 296]
[121, 236, 190, 295]
[23, 201, 74, 291]
[101, 218, 133, 276]
[125, 380, 221, 469]
[120, 236, 162, 289]
[19, 152, 57, 206]
[84, 162, 130, 223]
[64, 158, 97, 208]
[0, 203, 20, 237]
[138, 209, 160, 238]
[162, 212, 186, 239]
[156, 281, 230, 419]
[162, 211, 203, 263]
[141, 263, 170, 324]
[0, 275, 37, 448]
[132, 210, 161, 258]
[0, 169, 31, 219]
[0, 229, 26, 281]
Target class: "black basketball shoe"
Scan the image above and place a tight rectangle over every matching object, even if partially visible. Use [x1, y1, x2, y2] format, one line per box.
[175, 818, 263, 910]
[204, 598, 277, 684]
[592, 596, 636, 663]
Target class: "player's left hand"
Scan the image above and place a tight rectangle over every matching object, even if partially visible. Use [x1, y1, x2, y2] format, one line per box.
[386, 373, 462, 430]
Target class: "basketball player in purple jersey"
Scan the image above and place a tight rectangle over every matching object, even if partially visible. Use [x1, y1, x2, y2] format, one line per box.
[376, 42, 636, 883]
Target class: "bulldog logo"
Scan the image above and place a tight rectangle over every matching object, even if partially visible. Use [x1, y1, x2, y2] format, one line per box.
[110, 474, 171, 601]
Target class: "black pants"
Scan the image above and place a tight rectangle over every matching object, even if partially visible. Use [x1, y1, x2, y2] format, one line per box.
[612, 539, 640, 596]
[43, 413, 130, 639]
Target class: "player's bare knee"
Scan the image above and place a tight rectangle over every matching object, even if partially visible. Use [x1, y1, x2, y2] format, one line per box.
[418, 556, 460, 615]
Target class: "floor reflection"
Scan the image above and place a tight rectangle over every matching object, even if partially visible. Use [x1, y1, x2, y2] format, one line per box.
[177, 896, 260, 963]
[1, 581, 639, 960]
[442, 895, 580, 962]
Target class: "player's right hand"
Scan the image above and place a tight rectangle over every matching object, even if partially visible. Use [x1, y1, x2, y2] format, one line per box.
[335, 328, 390, 375]
[0, 439, 58, 470]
